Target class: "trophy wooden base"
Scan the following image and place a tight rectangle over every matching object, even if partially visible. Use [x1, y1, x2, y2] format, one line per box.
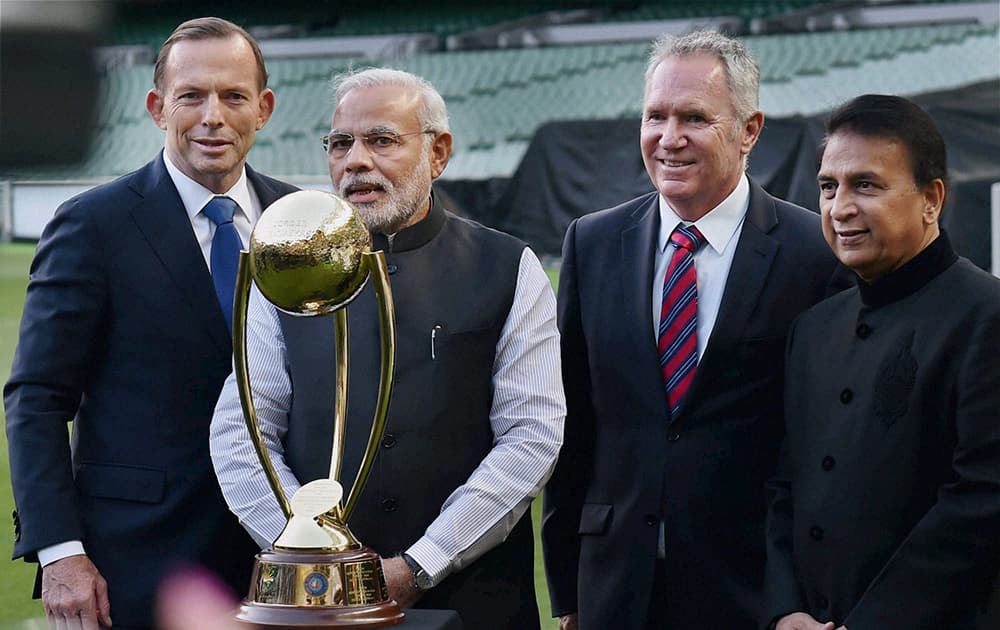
[235, 547, 405, 628]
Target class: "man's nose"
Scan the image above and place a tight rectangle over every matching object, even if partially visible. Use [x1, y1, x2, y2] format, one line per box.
[658, 118, 686, 149]
[342, 139, 375, 171]
[201, 94, 224, 128]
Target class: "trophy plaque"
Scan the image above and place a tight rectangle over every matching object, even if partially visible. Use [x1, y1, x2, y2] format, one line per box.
[231, 190, 403, 628]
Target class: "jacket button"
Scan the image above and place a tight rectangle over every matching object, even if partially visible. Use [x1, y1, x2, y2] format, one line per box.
[381, 498, 397, 512]
[382, 433, 396, 449]
[839, 388, 853, 404]
[643, 514, 658, 526]
[821, 455, 835, 471]
[856, 323, 872, 338]
[809, 525, 824, 541]
[667, 433, 680, 442]
[387, 264, 398, 275]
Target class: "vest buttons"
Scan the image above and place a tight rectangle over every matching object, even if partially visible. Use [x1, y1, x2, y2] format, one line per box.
[821, 455, 836, 471]
[667, 433, 680, 442]
[809, 525, 824, 541]
[382, 433, 396, 449]
[839, 388, 853, 404]
[856, 323, 872, 338]
[387, 264, 398, 275]
[381, 498, 398, 512]
[643, 514, 658, 526]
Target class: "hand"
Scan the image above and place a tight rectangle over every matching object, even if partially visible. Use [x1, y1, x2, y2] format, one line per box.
[776, 612, 836, 630]
[41, 555, 112, 630]
[381, 555, 424, 609]
[558, 613, 579, 630]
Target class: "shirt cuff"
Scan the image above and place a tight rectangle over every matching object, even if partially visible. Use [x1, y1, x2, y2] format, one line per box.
[405, 536, 451, 588]
[38, 540, 86, 567]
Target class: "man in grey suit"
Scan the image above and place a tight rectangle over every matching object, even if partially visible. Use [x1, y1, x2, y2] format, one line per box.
[542, 30, 849, 629]
[5, 17, 295, 630]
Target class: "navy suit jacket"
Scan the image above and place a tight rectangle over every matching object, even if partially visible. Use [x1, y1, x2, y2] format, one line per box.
[5, 154, 297, 627]
[542, 180, 850, 629]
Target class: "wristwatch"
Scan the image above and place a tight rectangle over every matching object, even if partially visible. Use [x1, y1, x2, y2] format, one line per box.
[401, 553, 433, 591]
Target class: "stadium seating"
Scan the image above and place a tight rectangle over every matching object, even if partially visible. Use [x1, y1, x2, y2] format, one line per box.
[4, 21, 997, 182]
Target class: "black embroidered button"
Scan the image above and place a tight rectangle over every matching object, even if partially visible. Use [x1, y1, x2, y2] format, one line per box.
[821, 456, 835, 471]
[667, 433, 680, 442]
[387, 264, 398, 275]
[382, 433, 396, 449]
[644, 514, 658, 527]
[381, 498, 398, 512]
[839, 388, 853, 404]
[856, 323, 872, 338]
[809, 525, 824, 541]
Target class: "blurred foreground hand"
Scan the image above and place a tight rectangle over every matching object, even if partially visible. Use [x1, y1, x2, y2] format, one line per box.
[156, 567, 241, 630]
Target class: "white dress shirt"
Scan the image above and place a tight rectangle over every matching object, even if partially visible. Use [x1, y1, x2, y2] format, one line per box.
[38, 154, 263, 568]
[651, 173, 750, 358]
[210, 246, 566, 586]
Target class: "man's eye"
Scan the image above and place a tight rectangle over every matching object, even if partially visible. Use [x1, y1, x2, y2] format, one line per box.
[369, 134, 397, 147]
[330, 138, 353, 150]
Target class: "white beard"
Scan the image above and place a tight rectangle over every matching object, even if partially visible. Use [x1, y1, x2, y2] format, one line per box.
[338, 155, 432, 234]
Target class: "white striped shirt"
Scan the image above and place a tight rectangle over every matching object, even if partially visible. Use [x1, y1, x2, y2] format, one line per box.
[210, 247, 565, 586]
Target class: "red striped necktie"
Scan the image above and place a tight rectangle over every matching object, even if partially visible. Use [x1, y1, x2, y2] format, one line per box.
[657, 224, 706, 420]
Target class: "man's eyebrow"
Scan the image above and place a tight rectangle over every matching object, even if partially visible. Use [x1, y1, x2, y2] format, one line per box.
[817, 171, 882, 182]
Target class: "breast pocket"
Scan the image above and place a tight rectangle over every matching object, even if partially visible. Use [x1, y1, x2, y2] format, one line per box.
[578, 503, 613, 536]
[76, 462, 165, 504]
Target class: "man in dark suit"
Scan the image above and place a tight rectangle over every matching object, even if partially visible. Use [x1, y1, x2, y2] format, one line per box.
[764, 94, 1000, 630]
[542, 30, 848, 629]
[5, 17, 295, 630]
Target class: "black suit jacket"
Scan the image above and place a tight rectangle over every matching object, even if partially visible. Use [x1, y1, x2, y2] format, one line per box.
[764, 239, 1000, 629]
[542, 180, 849, 629]
[4, 154, 297, 627]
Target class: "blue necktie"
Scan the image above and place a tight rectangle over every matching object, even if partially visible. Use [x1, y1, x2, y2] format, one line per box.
[202, 196, 242, 332]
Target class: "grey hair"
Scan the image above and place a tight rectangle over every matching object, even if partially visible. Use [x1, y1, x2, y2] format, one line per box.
[644, 30, 760, 124]
[331, 67, 450, 134]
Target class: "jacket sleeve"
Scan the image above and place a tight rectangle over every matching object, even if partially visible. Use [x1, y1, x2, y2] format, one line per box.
[541, 218, 595, 617]
[4, 197, 109, 560]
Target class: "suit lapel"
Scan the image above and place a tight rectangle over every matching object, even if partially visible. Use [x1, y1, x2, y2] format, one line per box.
[621, 193, 663, 383]
[126, 155, 229, 354]
[684, 181, 780, 412]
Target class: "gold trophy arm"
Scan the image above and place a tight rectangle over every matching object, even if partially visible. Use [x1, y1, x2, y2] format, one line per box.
[341, 251, 397, 522]
[328, 308, 349, 518]
[234, 250, 293, 520]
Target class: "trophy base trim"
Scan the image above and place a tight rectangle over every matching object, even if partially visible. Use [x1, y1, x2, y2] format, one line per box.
[235, 601, 405, 629]
[238, 546, 404, 628]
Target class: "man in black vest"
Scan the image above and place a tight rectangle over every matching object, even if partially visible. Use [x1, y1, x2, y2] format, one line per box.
[210, 68, 565, 630]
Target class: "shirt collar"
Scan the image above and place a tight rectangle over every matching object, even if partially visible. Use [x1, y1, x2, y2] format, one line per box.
[163, 151, 254, 219]
[371, 190, 446, 254]
[857, 229, 958, 308]
[657, 172, 750, 255]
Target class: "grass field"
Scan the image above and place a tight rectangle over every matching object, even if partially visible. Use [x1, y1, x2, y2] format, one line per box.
[0, 243, 560, 628]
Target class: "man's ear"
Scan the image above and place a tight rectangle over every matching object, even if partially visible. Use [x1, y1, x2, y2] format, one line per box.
[146, 90, 167, 130]
[428, 131, 453, 180]
[256, 88, 276, 130]
[741, 110, 764, 156]
[922, 178, 945, 224]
